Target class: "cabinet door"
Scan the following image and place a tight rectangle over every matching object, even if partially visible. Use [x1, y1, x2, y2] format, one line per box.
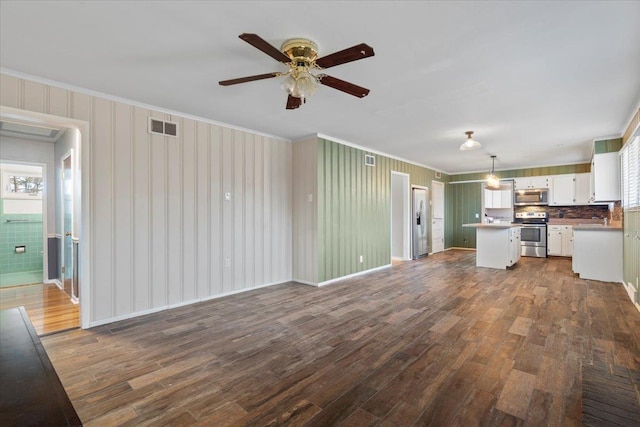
[529, 176, 549, 189]
[562, 226, 573, 257]
[593, 152, 621, 201]
[574, 173, 591, 205]
[501, 189, 512, 208]
[547, 227, 562, 255]
[550, 174, 575, 205]
[513, 178, 528, 190]
[484, 189, 494, 208]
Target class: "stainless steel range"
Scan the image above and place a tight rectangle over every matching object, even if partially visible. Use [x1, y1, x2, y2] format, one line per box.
[514, 212, 548, 258]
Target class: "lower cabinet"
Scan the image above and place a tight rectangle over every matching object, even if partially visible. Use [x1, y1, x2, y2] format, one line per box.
[573, 229, 623, 282]
[548, 225, 573, 257]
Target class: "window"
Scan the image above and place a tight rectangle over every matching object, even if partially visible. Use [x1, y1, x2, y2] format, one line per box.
[2, 170, 43, 199]
[620, 135, 639, 210]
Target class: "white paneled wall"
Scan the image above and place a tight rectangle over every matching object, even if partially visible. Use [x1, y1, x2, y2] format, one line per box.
[292, 137, 318, 284]
[0, 73, 292, 326]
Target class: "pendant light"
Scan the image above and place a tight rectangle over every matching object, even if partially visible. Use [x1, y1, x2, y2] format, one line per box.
[460, 130, 481, 151]
[486, 155, 500, 189]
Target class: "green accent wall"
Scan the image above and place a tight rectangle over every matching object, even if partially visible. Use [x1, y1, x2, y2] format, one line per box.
[316, 138, 446, 282]
[594, 138, 623, 154]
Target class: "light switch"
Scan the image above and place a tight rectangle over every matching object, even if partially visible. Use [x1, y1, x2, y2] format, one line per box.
[225, 192, 231, 201]
[308, 194, 313, 203]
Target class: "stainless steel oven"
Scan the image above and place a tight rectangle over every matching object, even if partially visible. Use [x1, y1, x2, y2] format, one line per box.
[515, 212, 548, 258]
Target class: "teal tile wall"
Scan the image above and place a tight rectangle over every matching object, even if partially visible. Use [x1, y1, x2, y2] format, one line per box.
[0, 198, 43, 273]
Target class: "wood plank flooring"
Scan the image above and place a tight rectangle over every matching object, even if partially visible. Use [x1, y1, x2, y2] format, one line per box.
[40, 250, 640, 426]
[0, 283, 79, 335]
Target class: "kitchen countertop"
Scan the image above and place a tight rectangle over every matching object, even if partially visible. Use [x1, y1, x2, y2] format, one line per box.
[572, 224, 623, 231]
[462, 223, 520, 229]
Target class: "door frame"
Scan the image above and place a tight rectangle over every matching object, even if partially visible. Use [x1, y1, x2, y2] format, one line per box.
[411, 185, 430, 259]
[1, 106, 91, 328]
[390, 171, 411, 261]
[431, 180, 445, 253]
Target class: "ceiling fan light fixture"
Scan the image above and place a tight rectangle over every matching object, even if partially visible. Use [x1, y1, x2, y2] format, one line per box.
[280, 74, 297, 94]
[460, 130, 481, 151]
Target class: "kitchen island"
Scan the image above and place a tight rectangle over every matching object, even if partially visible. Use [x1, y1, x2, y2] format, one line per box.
[462, 223, 522, 269]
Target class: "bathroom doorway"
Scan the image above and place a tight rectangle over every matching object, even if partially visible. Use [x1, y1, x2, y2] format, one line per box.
[0, 162, 45, 288]
[0, 106, 87, 332]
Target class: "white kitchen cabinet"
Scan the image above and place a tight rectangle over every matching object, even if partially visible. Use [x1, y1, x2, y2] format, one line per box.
[574, 173, 591, 205]
[514, 176, 549, 190]
[549, 173, 592, 206]
[591, 152, 621, 202]
[573, 227, 623, 282]
[547, 225, 573, 256]
[549, 174, 575, 205]
[484, 188, 512, 209]
[561, 226, 573, 257]
[509, 226, 521, 266]
[547, 226, 563, 255]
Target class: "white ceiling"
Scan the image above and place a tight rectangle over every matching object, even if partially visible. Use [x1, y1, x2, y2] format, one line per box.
[1, 1, 639, 174]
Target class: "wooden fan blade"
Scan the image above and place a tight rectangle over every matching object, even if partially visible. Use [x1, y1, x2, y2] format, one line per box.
[286, 95, 302, 110]
[219, 72, 280, 86]
[319, 75, 370, 98]
[315, 43, 374, 69]
[239, 33, 291, 63]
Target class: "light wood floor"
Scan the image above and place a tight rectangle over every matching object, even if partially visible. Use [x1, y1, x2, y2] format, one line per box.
[0, 283, 79, 335]
[40, 250, 640, 426]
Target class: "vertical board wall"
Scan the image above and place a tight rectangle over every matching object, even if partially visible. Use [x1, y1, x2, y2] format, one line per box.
[316, 138, 446, 283]
[0, 73, 292, 325]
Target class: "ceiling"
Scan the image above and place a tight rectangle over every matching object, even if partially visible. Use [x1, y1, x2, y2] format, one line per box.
[1, 1, 639, 174]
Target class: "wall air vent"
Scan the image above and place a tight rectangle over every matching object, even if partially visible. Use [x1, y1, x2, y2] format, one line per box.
[364, 154, 375, 167]
[435, 171, 442, 179]
[148, 117, 178, 137]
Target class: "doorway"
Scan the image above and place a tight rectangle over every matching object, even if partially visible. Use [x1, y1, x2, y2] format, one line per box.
[391, 172, 411, 260]
[432, 180, 445, 253]
[412, 186, 430, 259]
[0, 106, 88, 331]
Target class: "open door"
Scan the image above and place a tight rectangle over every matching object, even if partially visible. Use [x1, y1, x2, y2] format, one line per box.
[61, 152, 76, 301]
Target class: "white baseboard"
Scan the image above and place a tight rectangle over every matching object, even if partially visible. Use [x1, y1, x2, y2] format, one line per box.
[318, 264, 392, 287]
[446, 247, 477, 251]
[87, 279, 290, 328]
[45, 278, 63, 289]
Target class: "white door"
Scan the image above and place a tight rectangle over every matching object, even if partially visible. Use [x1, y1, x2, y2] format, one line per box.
[62, 153, 74, 298]
[432, 180, 445, 253]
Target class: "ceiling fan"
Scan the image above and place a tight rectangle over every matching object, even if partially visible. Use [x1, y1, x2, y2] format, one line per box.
[219, 33, 375, 110]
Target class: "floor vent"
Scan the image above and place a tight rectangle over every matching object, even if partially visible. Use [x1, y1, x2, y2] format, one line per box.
[148, 118, 178, 137]
[364, 154, 375, 167]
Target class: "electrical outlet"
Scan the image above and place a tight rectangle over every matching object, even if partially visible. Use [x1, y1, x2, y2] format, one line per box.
[224, 192, 231, 201]
[475, 213, 479, 219]
[224, 258, 231, 268]
[359, 255, 363, 263]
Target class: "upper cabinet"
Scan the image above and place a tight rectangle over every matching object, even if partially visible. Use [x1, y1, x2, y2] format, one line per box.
[513, 176, 549, 190]
[484, 188, 512, 209]
[548, 173, 591, 206]
[591, 152, 621, 202]
[549, 174, 574, 205]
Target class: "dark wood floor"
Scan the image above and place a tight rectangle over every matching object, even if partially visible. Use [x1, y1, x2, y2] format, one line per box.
[0, 283, 79, 335]
[40, 250, 640, 426]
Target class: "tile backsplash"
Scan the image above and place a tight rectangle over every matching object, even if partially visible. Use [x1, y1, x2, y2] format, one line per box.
[515, 203, 621, 222]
